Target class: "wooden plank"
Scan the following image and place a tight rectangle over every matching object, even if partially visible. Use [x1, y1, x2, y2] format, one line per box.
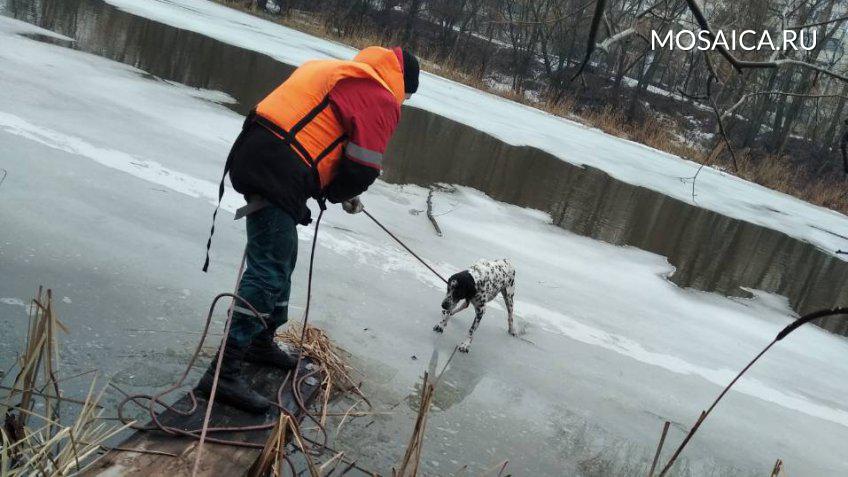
[85, 360, 323, 476]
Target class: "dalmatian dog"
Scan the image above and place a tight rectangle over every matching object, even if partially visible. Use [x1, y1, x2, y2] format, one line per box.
[433, 259, 516, 353]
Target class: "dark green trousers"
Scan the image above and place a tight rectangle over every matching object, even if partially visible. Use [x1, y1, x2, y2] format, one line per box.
[229, 205, 298, 348]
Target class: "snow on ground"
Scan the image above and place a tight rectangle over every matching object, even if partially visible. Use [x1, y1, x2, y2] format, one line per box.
[94, 0, 848, 260]
[2, 15, 848, 476]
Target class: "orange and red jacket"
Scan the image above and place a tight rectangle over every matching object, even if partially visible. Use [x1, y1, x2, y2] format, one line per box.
[204, 47, 407, 272]
[254, 46, 406, 199]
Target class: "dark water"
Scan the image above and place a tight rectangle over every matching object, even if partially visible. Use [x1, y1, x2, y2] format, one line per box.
[3, 0, 848, 341]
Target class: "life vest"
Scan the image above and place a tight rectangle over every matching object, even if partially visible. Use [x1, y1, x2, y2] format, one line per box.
[254, 46, 405, 190]
[202, 47, 405, 272]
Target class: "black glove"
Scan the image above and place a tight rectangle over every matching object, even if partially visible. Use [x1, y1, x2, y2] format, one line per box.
[342, 196, 364, 214]
[298, 204, 312, 226]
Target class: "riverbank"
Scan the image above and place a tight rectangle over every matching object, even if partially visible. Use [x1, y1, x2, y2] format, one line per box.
[2, 13, 848, 474]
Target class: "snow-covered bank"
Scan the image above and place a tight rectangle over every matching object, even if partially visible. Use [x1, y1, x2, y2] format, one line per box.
[3, 16, 848, 475]
[90, 0, 848, 261]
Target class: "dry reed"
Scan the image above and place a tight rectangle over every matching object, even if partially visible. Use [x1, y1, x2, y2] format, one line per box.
[246, 411, 324, 477]
[0, 287, 128, 476]
[393, 372, 435, 477]
[770, 458, 784, 477]
[278, 322, 369, 406]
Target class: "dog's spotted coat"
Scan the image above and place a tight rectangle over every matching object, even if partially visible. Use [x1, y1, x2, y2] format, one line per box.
[434, 259, 516, 352]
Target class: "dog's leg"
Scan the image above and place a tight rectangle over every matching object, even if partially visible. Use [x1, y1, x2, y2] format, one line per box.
[458, 305, 484, 353]
[450, 300, 469, 316]
[502, 287, 516, 336]
[434, 300, 469, 332]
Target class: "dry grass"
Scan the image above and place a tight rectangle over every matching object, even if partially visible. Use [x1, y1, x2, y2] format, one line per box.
[737, 154, 848, 212]
[278, 322, 368, 405]
[274, 325, 449, 476]
[0, 288, 128, 476]
[275, 324, 497, 476]
[246, 366, 443, 477]
[277, 320, 375, 452]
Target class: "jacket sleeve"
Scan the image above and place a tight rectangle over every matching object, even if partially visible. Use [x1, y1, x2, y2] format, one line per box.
[324, 78, 400, 204]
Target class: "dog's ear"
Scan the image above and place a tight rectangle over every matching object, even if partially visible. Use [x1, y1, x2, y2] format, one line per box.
[454, 271, 476, 299]
[447, 273, 460, 292]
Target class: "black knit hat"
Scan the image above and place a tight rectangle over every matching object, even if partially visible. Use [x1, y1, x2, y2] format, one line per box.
[402, 50, 420, 94]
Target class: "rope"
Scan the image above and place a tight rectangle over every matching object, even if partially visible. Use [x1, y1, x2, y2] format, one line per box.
[363, 209, 448, 284]
[192, 250, 248, 475]
[288, 208, 331, 452]
[115, 212, 333, 474]
[113, 204, 443, 475]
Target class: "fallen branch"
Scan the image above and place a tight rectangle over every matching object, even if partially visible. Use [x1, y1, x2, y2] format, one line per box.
[426, 188, 443, 237]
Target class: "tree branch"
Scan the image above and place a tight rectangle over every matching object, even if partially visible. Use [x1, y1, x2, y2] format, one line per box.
[683, 0, 848, 82]
[486, 0, 594, 26]
[597, 26, 637, 54]
[773, 58, 848, 83]
[788, 13, 848, 30]
[722, 91, 848, 120]
[570, 0, 607, 81]
[571, 0, 668, 80]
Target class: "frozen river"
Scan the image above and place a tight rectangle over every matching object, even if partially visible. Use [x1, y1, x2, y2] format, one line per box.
[2, 7, 848, 477]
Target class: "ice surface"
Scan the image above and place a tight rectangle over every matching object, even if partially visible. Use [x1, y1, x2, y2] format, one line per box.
[91, 0, 848, 261]
[2, 15, 848, 476]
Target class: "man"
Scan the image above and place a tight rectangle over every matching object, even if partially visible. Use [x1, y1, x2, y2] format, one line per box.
[199, 46, 420, 413]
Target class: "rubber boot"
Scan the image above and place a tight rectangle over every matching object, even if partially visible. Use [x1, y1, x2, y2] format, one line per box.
[195, 342, 269, 414]
[243, 330, 298, 371]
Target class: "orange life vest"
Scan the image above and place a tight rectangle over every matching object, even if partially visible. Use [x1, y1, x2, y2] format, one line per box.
[255, 46, 405, 189]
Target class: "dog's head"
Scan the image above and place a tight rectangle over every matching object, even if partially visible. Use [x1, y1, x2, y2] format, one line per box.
[442, 271, 475, 310]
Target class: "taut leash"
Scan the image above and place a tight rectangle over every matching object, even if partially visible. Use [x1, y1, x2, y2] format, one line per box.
[362, 208, 448, 284]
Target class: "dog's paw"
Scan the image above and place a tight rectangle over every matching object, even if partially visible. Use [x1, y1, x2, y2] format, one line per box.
[508, 328, 518, 337]
[433, 324, 445, 333]
[458, 340, 471, 353]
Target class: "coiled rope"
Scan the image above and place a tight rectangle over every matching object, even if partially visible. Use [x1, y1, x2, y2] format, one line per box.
[115, 205, 448, 475]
